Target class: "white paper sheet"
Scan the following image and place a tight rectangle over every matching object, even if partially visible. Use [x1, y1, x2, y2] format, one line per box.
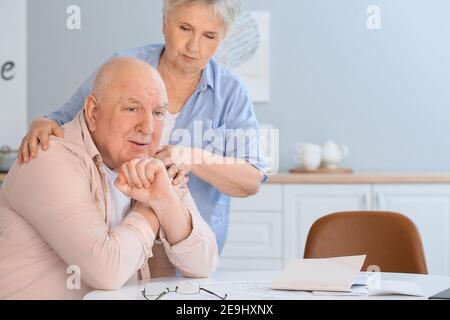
[272, 255, 367, 292]
[312, 280, 424, 297]
[368, 280, 424, 297]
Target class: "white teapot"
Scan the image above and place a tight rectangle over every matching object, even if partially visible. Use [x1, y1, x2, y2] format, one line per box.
[321, 140, 349, 169]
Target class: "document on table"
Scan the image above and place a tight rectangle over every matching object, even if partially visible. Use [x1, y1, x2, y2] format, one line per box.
[367, 280, 424, 297]
[272, 255, 367, 292]
[200, 280, 312, 300]
[312, 280, 424, 297]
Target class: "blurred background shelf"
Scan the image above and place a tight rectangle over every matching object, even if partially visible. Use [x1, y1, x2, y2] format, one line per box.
[290, 167, 353, 174]
[268, 173, 450, 184]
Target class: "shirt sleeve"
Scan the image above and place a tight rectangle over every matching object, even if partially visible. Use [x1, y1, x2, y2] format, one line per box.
[46, 71, 95, 125]
[158, 187, 219, 278]
[3, 141, 156, 290]
[223, 83, 270, 183]
[45, 52, 121, 125]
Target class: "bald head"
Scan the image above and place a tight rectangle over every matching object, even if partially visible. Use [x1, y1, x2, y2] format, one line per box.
[92, 57, 166, 104]
[84, 57, 169, 170]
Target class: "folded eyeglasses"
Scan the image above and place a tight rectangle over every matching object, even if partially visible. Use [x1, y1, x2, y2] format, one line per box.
[141, 281, 227, 300]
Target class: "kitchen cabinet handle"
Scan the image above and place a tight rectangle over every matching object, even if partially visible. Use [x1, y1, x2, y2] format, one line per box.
[375, 193, 381, 210]
[363, 194, 368, 209]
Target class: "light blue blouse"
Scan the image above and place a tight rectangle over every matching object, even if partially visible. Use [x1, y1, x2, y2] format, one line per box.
[47, 44, 268, 253]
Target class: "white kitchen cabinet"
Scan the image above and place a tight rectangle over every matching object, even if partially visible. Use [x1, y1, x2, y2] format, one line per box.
[219, 185, 283, 271]
[373, 184, 450, 275]
[220, 210, 282, 260]
[283, 185, 372, 264]
[230, 184, 283, 212]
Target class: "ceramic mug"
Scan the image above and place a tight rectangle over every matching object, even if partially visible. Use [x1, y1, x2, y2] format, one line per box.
[294, 143, 322, 170]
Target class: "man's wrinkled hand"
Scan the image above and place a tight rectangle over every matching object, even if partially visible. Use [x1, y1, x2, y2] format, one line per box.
[114, 158, 177, 209]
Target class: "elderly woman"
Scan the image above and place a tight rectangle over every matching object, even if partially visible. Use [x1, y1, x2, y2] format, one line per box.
[18, 0, 267, 252]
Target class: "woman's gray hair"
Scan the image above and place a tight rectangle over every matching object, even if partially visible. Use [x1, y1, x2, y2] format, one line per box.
[163, 0, 241, 32]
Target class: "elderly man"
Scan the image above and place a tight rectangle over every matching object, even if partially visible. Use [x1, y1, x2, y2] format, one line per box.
[0, 57, 218, 300]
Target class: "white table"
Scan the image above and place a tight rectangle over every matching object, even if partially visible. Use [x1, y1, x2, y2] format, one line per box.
[84, 270, 450, 300]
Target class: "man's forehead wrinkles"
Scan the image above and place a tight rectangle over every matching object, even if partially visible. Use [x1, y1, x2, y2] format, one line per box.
[118, 94, 166, 109]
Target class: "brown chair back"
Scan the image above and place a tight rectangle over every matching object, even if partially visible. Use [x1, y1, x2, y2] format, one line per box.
[303, 211, 428, 274]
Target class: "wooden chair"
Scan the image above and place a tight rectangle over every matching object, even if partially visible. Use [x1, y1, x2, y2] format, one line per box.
[303, 211, 428, 274]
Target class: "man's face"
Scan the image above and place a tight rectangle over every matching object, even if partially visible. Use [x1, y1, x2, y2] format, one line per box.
[163, 3, 226, 73]
[88, 74, 168, 170]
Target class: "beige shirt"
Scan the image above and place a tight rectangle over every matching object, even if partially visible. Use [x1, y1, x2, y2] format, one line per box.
[0, 111, 218, 300]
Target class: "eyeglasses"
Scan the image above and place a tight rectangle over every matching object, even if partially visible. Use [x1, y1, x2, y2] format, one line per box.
[141, 281, 227, 300]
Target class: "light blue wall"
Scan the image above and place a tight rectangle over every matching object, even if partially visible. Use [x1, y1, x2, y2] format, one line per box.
[28, 0, 450, 172]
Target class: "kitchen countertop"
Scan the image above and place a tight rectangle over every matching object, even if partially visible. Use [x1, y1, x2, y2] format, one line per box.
[2, 172, 450, 184]
[268, 172, 450, 184]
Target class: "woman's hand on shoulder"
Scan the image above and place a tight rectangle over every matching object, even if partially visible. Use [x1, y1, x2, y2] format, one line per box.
[18, 117, 64, 163]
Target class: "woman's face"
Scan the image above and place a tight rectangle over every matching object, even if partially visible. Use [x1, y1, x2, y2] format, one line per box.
[163, 3, 226, 74]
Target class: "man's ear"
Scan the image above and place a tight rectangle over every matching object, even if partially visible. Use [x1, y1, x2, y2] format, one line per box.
[84, 96, 98, 132]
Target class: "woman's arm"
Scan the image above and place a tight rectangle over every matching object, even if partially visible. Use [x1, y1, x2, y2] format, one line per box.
[47, 70, 95, 125]
[156, 146, 264, 198]
[191, 149, 263, 198]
